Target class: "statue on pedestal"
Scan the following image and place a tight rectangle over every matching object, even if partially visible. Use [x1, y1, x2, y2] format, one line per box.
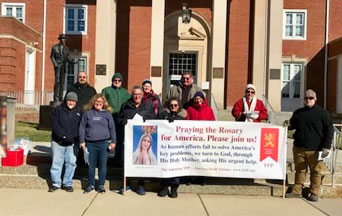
[50, 34, 76, 104]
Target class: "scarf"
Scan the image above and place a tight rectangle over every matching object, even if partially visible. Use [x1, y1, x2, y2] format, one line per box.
[143, 89, 159, 115]
[243, 96, 257, 122]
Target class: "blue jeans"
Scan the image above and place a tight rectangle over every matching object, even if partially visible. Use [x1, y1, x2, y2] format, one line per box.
[86, 141, 109, 187]
[50, 141, 77, 187]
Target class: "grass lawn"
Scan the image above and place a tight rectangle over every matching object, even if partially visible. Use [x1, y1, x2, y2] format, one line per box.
[15, 121, 51, 142]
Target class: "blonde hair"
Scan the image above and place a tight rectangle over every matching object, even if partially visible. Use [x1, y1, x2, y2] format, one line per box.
[83, 93, 113, 112]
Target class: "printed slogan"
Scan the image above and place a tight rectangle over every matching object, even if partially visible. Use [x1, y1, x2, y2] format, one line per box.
[124, 120, 287, 180]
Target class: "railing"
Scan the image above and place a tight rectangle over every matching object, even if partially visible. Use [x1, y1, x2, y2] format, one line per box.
[261, 95, 275, 124]
[325, 124, 342, 187]
[0, 90, 54, 106]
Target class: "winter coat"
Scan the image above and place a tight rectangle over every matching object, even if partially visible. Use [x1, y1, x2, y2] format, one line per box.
[186, 100, 215, 121]
[51, 102, 82, 146]
[101, 85, 131, 113]
[166, 83, 202, 109]
[231, 98, 268, 122]
[143, 90, 162, 117]
[289, 104, 334, 151]
[159, 108, 186, 121]
[67, 82, 96, 108]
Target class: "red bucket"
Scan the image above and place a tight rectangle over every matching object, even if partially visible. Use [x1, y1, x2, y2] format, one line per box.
[2, 148, 24, 166]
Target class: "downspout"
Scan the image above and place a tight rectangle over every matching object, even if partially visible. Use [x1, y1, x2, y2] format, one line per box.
[324, 0, 329, 109]
[41, 0, 47, 104]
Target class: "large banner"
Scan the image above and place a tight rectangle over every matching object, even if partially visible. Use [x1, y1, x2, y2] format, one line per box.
[124, 120, 287, 180]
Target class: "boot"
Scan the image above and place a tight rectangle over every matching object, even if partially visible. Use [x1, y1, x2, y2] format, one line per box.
[158, 186, 168, 197]
[169, 185, 179, 198]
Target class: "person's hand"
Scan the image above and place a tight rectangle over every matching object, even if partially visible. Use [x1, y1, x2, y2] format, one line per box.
[80, 143, 86, 151]
[109, 143, 116, 150]
[283, 120, 290, 127]
[322, 148, 330, 158]
[168, 118, 174, 123]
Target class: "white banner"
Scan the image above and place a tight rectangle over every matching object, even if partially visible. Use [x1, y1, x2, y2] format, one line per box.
[124, 120, 287, 180]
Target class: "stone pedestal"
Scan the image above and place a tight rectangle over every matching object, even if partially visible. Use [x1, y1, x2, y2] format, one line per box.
[38, 105, 53, 130]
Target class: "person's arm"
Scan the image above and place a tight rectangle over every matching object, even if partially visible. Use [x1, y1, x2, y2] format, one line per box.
[79, 111, 87, 148]
[257, 100, 268, 121]
[231, 100, 243, 120]
[322, 111, 334, 149]
[107, 112, 117, 144]
[208, 108, 216, 121]
[51, 107, 65, 141]
[50, 47, 58, 68]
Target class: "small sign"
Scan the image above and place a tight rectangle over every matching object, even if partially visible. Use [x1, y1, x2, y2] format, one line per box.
[96, 64, 107, 75]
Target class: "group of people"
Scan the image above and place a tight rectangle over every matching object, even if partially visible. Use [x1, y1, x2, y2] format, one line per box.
[49, 68, 333, 202]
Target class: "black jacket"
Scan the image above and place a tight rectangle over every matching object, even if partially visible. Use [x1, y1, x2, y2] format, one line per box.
[51, 102, 82, 146]
[116, 99, 157, 126]
[67, 82, 97, 108]
[290, 104, 334, 151]
[159, 108, 186, 121]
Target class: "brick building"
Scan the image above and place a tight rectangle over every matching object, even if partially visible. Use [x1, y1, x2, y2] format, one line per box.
[0, 0, 340, 114]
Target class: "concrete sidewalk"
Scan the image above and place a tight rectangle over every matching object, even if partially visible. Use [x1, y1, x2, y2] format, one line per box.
[0, 188, 341, 216]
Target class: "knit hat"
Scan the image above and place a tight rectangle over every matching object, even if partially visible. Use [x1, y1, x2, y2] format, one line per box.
[194, 91, 205, 100]
[58, 34, 66, 40]
[65, 92, 78, 102]
[245, 84, 256, 92]
[142, 79, 152, 86]
[112, 73, 124, 82]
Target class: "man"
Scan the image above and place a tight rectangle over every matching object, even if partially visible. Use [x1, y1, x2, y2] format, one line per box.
[102, 73, 131, 167]
[67, 72, 96, 108]
[167, 71, 202, 111]
[117, 86, 156, 195]
[231, 84, 268, 122]
[285, 89, 334, 202]
[50, 34, 76, 103]
[102, 73, 131, 113]
[49, 92, 81, 192]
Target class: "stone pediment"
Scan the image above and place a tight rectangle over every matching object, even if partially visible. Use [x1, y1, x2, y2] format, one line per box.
[165, 27, 206, 41]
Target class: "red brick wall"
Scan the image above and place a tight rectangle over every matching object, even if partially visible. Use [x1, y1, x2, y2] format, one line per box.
[328, 0, 342, 42]
[283, 0, 327, 104]
[116, 1, 152, 91]
[226, 0, 251, 106]
[0, 0, 44, 32]
[44, 0, 96, 91]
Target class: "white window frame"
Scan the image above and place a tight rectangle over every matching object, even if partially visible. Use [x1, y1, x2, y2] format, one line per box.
[281, 62, 305, 99]
[1, 3, 26, 22]
[63, 4, 88, 35]
[283, 9, 307, 40]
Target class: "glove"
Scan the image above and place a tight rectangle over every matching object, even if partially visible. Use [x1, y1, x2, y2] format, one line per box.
[168, 118, 174, 123]
[322, 148, 330, 158]
[249, 113, 259, 120]
[283, 120, 290, 127]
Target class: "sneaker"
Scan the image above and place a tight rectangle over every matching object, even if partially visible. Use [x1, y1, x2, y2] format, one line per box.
[306, 192, 318, 202]
[285, 192, 302, 198]
[169, 186, 178, 198]
[136, 185, 146, 195]
[48, 186, 60, 192]
[98, 185, 106, 193]
[158, 186, 168, 197]
[83, 186, 95, 194]
[63, 186, 74, 192]
[119, 186, 131, 194]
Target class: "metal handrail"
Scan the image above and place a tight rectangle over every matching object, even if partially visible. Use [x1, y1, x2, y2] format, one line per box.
[326, 124, 342, 187]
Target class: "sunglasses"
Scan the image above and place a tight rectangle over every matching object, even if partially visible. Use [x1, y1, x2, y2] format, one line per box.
[246, 91, 255, 94]
[114, 79, 122, 82]
[304, 97, 315, 100]
[183, 77, 191, 80]
[170, 104, 178, 108]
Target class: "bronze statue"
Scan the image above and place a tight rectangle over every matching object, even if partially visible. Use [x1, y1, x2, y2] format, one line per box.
[50, 34, 76, 103]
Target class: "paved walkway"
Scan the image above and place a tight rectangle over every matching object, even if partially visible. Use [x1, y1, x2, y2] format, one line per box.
[0, 188, 341, 216]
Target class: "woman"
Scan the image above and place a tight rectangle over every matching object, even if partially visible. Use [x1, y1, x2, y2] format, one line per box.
[231, 84, 267, 122]
[132, 134, 157, 165]
[158, 98, 186, 198]
[142, 79, 162, 117]
[79, 94, 116, 194]
[186, 91, 215, 121]
[49, 92, 81, 193]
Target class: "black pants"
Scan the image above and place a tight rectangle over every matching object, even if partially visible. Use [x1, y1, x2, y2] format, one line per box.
[53, 64, 66, 102]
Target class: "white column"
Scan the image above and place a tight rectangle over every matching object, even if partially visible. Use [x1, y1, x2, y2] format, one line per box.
[211, 0, 227, 109]
[150, 0, 165, 95]
[95, 0, 117, 92]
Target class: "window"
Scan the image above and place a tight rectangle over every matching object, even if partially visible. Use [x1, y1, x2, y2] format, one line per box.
[64, 5, 87, 34]
[282, 63, 303, 99]
[283, 10, 307, 40]
[1, 3, 25, 22]
[67, 57, 87, 87]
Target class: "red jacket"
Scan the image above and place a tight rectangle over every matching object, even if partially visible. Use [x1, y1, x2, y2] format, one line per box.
[186, 100, 215, 121]
[231, 98, 268, 122]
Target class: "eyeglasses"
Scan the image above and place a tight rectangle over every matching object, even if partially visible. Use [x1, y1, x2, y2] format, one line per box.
[114, 79, 122, 82]
[246, 91, 255, 94]
[170, 104, 178, 108]
[78, 76, 86, 78]
[304, 97, 315, 100]
[182, 77, 191, 81]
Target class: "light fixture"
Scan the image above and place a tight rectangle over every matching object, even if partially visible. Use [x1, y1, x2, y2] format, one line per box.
[182, 3, 192, 24]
